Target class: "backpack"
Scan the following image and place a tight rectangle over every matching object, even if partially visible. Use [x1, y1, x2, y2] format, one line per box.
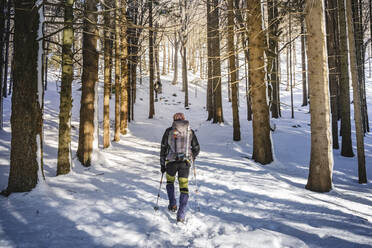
[166, 120, 192, 162]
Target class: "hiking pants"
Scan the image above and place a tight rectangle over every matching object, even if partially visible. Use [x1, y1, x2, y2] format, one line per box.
[165, 161, 190, 219]
[166, 161, 190, 194]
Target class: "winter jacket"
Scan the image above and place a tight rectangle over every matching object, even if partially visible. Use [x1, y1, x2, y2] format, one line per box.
[160, 125, 200, 167]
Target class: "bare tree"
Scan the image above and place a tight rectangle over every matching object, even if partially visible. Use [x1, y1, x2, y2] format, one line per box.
[305, 0, 333, 192]
[77, 0, 99, 166]
[247, 0, 273, 164]
[57, 0, 74, 175]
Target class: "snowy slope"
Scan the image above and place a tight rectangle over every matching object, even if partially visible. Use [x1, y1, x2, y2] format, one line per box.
[0, 65, 372, 248]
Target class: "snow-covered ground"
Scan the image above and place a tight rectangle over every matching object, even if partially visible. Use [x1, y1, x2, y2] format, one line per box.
[0, 63, 371, 247]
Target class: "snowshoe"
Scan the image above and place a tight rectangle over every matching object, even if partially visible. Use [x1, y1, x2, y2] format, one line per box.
[168, 205, 177, 213]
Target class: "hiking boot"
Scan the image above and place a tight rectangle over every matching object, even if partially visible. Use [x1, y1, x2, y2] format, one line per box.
[177, 217, 185, 223]
[168, 205, 177, 212]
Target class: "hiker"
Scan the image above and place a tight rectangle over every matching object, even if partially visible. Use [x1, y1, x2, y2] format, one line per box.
[160, 112, 200, 223]
[154, 81, 162, 101]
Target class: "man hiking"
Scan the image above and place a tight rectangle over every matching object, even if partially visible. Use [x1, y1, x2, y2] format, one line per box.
[160, 112, 200, 223]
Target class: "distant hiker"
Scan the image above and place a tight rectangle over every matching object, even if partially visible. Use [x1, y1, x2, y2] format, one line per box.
[154, 81, 162, 101]
[160, 112, 200, 223]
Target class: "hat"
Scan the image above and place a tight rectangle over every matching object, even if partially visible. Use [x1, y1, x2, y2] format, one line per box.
[173, 112, 185, 121]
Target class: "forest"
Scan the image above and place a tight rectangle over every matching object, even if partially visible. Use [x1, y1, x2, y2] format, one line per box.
[0, 0, 371, 247]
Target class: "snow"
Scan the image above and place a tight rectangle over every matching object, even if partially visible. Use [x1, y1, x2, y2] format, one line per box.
[1, 48, 372, 247]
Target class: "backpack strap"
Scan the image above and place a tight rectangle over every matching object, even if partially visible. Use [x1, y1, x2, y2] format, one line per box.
[185, 125, 190, 158]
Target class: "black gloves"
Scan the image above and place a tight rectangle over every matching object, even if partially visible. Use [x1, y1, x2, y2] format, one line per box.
[161, 165, 166, 173]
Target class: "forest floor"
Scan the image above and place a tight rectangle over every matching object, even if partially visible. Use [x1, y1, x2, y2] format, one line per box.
[0, 68, 372, 247]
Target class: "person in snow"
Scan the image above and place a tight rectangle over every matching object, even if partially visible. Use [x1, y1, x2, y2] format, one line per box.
[160, 112, 200, 223]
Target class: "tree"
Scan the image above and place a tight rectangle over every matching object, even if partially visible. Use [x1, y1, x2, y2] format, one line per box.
[77, 0, 99, 166]
[179, 0, 189, 107]
[148, 0, 155, 118]
[210, 0, 223, 123]
[7, 0, 44, 193]
[57, 0, 74, 175]
[325, 0, 340, 150]
[120, 0, 128, 135]
[305, 0, 333, 192]
[0, 0, 5, 129]
[206, 0, 214, 120]
[114, 0, 121, 141]
[103, 0, 113, 148]
[127, 0, 147, 120]
[267, 0, 280, 118]
[2, 0, 11, 98]
[247, 0, 273, 164]
[346, 0, 367, 183]
[227, 0, 240, 140]
[338, 0, 354, 157]
[171, 31, 180, 85]
[300, 13, 307, 107]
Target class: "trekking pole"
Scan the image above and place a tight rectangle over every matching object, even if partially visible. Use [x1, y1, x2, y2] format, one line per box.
[154, 172, 164, 211]
[193, 160, 200, 212]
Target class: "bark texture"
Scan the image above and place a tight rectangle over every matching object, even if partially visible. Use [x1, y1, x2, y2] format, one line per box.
[8, 0, 43, 192]
[77, 0, 99, 166]
[103, 0, 113, 148]
[305, 0, 333, 192]
[57, 0, 74, 175]
[338, 0, 354, 157]
[247, 0, 273, 164]
[346, 0, 367, 183]
[228, 0, 240, 140]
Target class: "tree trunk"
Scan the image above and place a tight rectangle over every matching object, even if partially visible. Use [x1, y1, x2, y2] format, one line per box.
[199, 42, 203, 79]
[289, 11, 294, 118]
[154, 23, 161, 86]
[0, 0, 4, 129]
[182, 46, 189, 108]
[247, 0, 273, 164]
[2, 0, 11, 98]
[7, 0, 43, 193]
[77, 0, 99, 166]
[268, 0, 280, 118]
[211, 0, 223, 123]
[346, 0, 367, 183]
[305, 0, 333, 192]
[325, 0, 340, 150]
[206, 0, 214, 121]
[338, 0, 354, 157]
[301, 16, 308, 107]
[352, 0, 368, 134]
[114, 0, 121, 141]
[57, 0, 74, 175]
[148, 0, 155, 118]
[103, 0, 113, 148]
[172, 34, 179, 85]
[120, 0, 128, 135]
[228, 0, 240, 141]
[162, 40, 166, 75]
[168, 41, 171, 74]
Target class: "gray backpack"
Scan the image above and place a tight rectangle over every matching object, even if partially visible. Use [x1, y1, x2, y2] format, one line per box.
[166, 120, 192, 162]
